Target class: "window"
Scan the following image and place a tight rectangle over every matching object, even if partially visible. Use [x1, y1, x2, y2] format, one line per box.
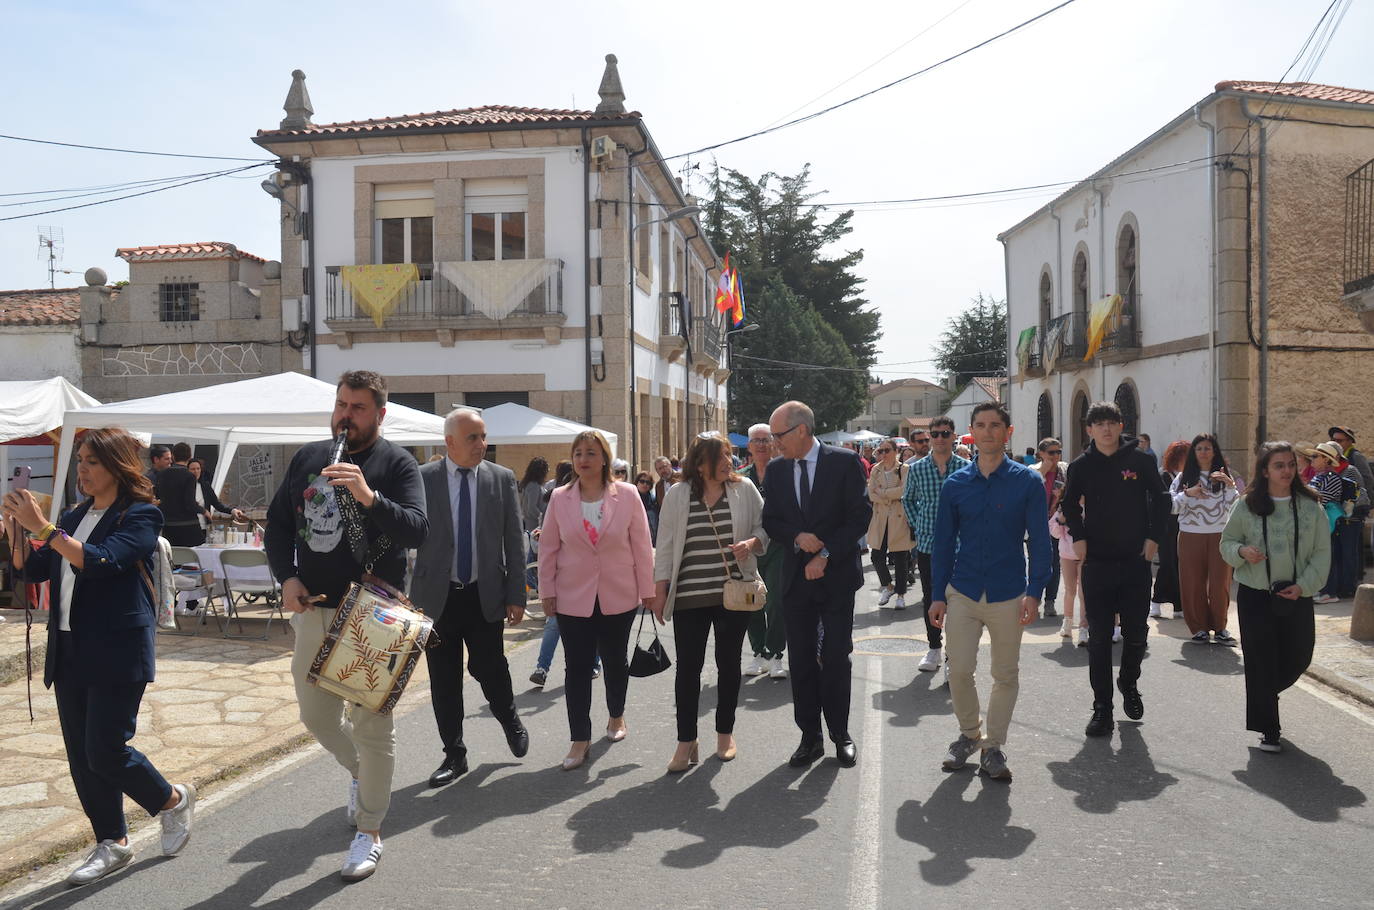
[1072, 250, 1089, 315]
[465, 391, 529, 409]
[635, 196, 652, 277]
[386, 392, 438, 414]
[889, 399, 903, 415]
[1117, 222, 1138, 313]
[159, 282, 200, 322]
[374, 183, 434, 265]
[1072, 390, 1089, 457]
[914, 398, 926, 416]
[1113, 382, 1139, 437]
[1037, 392, 1054, 443]
[464, 177, 528, 262]
[1039, 268, 1053, 328]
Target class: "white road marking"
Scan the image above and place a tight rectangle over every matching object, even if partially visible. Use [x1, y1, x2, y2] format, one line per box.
[848, 655, 884, 910]
[1295, 678, 1374, 727]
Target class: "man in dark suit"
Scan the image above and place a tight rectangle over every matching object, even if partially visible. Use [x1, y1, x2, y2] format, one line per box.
[761, 400, 872, 768]
[410, 407, 529, 787]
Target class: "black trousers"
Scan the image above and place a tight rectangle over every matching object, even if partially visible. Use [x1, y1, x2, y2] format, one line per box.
[672, 604, 751, 741]
[424, 584, 517, 757]
[914, 549, 942, 649]
[53, 633, 172, 842]
[557, 602, 637, 742]
[871, 539, 910, 597]
[1237, 584, 1315, 736]
[162, 523, 205, 547]
[1081, 556, 1151, 709]
[1152, 515, 1181, 605]
[783, 574, 855, 743]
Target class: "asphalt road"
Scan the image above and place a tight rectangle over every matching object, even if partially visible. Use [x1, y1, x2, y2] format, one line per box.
[4, 582, 1373, 910]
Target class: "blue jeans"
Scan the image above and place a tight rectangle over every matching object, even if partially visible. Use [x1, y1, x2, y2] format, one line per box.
[536, 615, 600, 674]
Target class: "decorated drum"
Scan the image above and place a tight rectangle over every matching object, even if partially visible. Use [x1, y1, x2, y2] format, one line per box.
[308, 581, 433, 715]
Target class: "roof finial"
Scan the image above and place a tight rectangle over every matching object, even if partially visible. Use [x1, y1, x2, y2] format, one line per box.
[595, 54, 625, 115]
[280, 69, 314, 131]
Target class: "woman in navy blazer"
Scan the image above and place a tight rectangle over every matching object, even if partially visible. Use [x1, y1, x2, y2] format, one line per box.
[3, 428, 197, 886]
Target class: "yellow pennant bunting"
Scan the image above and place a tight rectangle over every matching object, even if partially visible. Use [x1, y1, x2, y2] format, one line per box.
[340, 264, 419, 328]
[1083, 294, 1123, 361]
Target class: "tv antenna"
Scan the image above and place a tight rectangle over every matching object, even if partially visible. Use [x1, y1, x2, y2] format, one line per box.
[37, 226, 76, 288]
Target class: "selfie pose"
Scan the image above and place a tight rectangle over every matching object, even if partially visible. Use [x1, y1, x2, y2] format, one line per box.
[1170, 433, 1241, 643]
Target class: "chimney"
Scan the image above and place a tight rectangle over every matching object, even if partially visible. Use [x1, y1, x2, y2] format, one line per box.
[280, 69, 314, 131]
[595, 54, 626, 115]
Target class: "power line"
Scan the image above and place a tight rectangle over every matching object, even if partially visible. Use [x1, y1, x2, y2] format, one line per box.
[662, 0, 1080, 162]
[0, 163, 273, 223]
[0, 168, 243, 209]
[0, 132, 274, 163]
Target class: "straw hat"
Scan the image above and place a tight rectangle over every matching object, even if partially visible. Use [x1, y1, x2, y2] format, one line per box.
[1313, 441, 1345, 465]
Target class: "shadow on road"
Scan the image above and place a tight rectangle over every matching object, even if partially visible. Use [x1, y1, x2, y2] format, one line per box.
[1046, 724, 1178, 813]
[894, 772, 1035, 885]
[7, 856, 175, 910]
[1231, 743, 1367, 821]
[1171, 642, 1242, 675]
[872, 667, 950, 729]
[1039, 641, 1089, 669]
[737, 673, 795, 713]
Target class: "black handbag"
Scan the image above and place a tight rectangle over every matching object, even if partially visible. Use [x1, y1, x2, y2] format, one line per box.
[627, 608, 671, 677]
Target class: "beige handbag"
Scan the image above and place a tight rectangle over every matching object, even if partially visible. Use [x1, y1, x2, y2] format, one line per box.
[702, 495, 767, 612]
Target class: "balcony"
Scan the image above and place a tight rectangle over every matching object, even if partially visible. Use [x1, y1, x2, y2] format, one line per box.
[659, 292, 686, 362]
[693, 315, 723, 367]
[323, 260, 564, 342]
[1344, 158, 1374, 331]
[1016, 326, 1045, 378]
[1044, 311, 1088, 370]
[1096, 297, 1141, 364]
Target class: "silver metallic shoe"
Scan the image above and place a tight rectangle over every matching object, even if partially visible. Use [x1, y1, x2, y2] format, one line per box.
[341, 832, 383, 882]
[160, 783, 196, 855]
[67, 840, 134, 886]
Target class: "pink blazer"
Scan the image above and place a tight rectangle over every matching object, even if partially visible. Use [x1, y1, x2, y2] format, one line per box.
[538, 480, 655, 616]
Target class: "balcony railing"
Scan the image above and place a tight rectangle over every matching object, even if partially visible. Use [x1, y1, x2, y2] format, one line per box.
[1099, 297, 1140, 356]
[324, 261, 563, 325]
[1045, 311, 1087, 367]
[1016, 326, 1044, 376]
[660, 292, 684, 338]
[694, 316, 723, 362]
[1345, 157, 1374, 297]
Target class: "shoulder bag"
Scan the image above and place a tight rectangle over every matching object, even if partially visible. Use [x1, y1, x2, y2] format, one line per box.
[628, 607, 672, 677]
[702, 493, 767, 612]
[1261, 496, 1301, 617]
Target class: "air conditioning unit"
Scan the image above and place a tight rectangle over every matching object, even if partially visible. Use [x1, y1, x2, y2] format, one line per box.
[591, 135, 617, 162]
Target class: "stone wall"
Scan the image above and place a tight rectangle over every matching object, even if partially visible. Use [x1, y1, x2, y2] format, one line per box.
[102, 342, 263, 377]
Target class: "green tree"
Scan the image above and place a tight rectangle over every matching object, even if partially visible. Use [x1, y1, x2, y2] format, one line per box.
[727, 279, 867, 433]
[933, 293, 1006, 389]
[706, 164, 880, 429]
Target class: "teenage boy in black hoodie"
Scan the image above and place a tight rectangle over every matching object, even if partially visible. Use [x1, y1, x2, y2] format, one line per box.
[1061, 401, 1168, 738]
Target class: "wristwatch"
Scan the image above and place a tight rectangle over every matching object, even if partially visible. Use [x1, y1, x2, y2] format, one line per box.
[818, 547, 830, 559]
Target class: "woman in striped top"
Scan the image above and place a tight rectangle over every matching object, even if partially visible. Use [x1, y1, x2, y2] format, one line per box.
[654, 432, 767, 773]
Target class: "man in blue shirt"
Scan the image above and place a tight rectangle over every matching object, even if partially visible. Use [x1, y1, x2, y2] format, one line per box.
[929, 402, 1050, 781]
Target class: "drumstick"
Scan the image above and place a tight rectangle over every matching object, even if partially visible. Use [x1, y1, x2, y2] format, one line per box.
[304, 594, 330, 604]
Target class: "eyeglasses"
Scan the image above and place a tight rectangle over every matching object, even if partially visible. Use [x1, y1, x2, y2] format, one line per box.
[912, 438, 930, 444]
[1045, 449, 1062, 456]
[748, 437, 771, 445]
[875, 448, 893, 455]
[771, 424, 802, 442]
[929, 430, 954, 439]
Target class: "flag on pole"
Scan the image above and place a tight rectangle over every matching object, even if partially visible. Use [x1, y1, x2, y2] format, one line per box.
[728, 266, 746, 326]
[715, 252, 734, 314]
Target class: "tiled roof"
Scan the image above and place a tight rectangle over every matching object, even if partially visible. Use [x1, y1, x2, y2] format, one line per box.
[256, 104, 641, 138]
[1216, 81, 1374, 107]
[0, 288, 87, 326]
[972, 377, 1001, 401]
[116, 241, 265, 264]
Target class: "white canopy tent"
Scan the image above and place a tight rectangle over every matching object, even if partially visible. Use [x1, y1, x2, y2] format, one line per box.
[817, 430, 859, 445]
[50, 373, 447, 521]
[1, 377, 103, 500]
[851, 430, 887, 443]
[478, 402, 618, 455]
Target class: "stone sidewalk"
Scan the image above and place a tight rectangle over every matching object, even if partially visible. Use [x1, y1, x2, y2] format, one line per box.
[0, 605, 544, 888]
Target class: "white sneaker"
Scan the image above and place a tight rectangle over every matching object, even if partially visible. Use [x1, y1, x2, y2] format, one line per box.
[768, 656, 788, 679]
[160, 783, 195, 855]
[893, 594, 907, 610]
[918, 647, 942, 672]
[1077, 627, 1089, 647]
[1149, 602, 1162, 618]
[878, 586, 894, 606]
[1059, 619, 1073, 638]
[1112, 626, 1122, 643]
[346, 778, 359, 827]
[744, 655, 768, 676]
[341, 832, 383, 882]
[66, 839, 133, 886]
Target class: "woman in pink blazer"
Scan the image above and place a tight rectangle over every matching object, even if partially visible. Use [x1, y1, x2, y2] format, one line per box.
[539, 430, 658, 770]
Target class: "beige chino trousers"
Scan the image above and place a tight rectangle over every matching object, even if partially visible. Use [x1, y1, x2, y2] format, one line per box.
[944, 589, 1025, 749]
[290, 607, 395, 831]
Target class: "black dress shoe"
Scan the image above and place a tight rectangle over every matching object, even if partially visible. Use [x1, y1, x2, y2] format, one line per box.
[504, 722, 530, 758]
[428, 754, 469, 787]
[1084, 705, 1114, 738]
[788, 739, 825, 768]
[1117, 679, 1144, 721]
[835, 737, 858, 768]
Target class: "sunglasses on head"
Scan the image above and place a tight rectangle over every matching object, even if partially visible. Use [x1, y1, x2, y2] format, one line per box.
[929, 430, 954, 439]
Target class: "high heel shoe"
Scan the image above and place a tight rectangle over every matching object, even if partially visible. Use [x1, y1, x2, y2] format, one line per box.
[667, 742, 699, 773]
[561, 743, 589, 771]
[605, 720, 627, 743]
[716, 737, 737, 762]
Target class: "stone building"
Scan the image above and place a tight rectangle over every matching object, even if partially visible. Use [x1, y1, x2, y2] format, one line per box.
[848, 377, 946, 436]
[0, 287, 85, 385]
[251, 57, 730, 474]
[1000, 81, 1374, 468]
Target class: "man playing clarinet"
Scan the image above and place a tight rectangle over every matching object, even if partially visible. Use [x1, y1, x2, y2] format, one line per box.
[264, 370, 427, 883]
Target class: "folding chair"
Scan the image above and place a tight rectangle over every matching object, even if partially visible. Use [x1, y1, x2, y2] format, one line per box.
[218, 548, 286, 640]
[162, 546, 223, 636]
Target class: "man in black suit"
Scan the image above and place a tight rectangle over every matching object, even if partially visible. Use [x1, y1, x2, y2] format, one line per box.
[410, 407, 529, 787]
[761, 401, 872, 768]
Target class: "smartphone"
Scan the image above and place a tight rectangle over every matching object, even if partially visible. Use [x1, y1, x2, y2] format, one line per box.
[8, 466, 31, 492]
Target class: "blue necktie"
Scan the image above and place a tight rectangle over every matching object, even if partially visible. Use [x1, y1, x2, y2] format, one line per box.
[456, 467, 473, 584]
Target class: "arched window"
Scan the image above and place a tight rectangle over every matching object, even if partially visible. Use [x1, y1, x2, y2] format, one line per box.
[1038, 268, 1053, 330]
[1114, 382, 1139, 437]
[1072, 389, 1089, 457]
[1072, 250, 1089, 316]
[1116, 222, 1138, 314]
[1036, 392, 1054, 444]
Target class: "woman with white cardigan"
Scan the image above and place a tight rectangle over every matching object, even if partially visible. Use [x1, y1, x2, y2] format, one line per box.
[654, 432, 767, 773]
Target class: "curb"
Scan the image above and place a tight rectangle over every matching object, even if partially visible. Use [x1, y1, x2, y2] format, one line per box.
[1304, 662, 1374, 709]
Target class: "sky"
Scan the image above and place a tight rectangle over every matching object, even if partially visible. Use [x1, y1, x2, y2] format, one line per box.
[2, 0, 1371, 382]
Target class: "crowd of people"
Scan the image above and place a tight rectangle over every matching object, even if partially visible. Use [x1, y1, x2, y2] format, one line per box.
[0, 368, 1363, 887]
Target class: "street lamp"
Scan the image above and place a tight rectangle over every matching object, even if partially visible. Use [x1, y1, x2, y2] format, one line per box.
[723, 323, 759, 431]
[634, 205, 701, 231]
